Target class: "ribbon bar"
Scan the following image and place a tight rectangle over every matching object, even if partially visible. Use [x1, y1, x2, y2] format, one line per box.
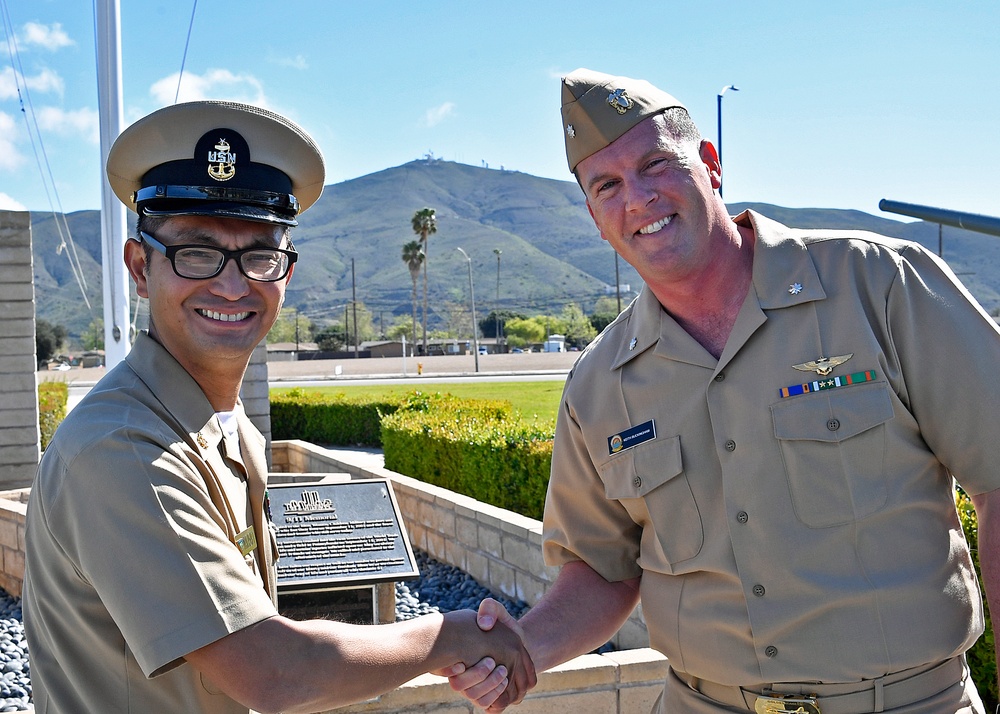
[780, 370, 877, 399]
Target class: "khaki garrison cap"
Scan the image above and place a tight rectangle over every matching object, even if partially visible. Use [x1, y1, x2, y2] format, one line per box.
[107, 101, 325, 226]
[561, 68, 686, 173]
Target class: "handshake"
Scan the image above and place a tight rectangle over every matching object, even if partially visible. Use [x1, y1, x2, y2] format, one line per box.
[437, 598, 533, 712]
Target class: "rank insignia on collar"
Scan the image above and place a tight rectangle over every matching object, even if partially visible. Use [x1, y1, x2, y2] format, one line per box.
[629, 337, 637, 351]
[197, 432, 208, 448]
[607, 88, 634, 115]
[792, 353, 854, 376]
[788, 282, 803, 295]
[566, 124, 575, 138]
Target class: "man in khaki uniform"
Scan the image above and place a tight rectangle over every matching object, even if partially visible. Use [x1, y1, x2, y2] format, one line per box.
[23, 100, 534, 714]
[453, 69, 1000, 713]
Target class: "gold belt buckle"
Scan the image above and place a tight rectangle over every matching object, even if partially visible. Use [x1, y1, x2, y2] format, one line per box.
[753, 692, 821, 714]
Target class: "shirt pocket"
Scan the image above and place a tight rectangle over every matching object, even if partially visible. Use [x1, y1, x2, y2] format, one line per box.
[771, 382, 894, 528]
[599, 435, 704, 568]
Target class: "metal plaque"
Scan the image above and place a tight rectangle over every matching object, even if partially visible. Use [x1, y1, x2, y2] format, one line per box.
[269, 478, 419, 592]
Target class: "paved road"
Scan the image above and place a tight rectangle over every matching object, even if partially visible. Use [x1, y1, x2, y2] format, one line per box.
[48, 350, 580, 411]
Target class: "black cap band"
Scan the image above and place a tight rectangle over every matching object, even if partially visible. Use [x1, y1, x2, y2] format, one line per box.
[134, 127, 300, 225]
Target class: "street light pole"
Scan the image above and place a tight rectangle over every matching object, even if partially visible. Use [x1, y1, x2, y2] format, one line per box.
[493, 248, 502, 350]
[717, 84, 739, 200]
[456, 247, 479, 373]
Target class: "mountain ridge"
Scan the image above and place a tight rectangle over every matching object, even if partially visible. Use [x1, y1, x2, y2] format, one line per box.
[23, 159, 1000, 339]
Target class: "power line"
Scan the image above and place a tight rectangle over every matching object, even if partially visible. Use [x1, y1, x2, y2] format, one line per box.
[0, 0, 93, 313]
[174, 0, 198, 104]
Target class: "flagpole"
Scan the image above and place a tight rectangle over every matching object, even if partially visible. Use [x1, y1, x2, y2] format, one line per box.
[95, 0, 130, 366]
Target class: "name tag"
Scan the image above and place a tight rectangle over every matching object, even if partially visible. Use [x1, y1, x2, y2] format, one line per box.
[608, 420, 656, 455]
[235, 526, 258, 557]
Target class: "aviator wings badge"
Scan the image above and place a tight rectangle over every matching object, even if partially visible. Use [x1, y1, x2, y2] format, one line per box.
[792, 353, 854, 376]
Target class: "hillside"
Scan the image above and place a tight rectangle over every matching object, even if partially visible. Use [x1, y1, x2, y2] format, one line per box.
[22, 159, 1000, 339]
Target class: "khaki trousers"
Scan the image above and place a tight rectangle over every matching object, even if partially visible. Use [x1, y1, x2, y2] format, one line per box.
[654, 658, 984, 714]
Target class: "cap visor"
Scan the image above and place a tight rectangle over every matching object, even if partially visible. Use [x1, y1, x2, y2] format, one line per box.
[141, 201, 298, 227]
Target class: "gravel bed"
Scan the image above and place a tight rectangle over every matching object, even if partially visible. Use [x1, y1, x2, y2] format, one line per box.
[0, 549, 528, 711]
[395, 549, 531, 621]
[0, 591, 29, 712]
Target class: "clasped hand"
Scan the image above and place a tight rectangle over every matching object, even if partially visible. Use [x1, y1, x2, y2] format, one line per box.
[435, 599, 532, 712]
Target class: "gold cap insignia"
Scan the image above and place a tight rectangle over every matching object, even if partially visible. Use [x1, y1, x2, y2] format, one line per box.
[606, 88, 634, 115]
[793, 353, 854, 376]
[207, 137, 236, 182]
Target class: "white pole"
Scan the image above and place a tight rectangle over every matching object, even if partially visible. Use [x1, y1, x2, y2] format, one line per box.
[95, 0, 130, 367]
[401, 334, 407, 376]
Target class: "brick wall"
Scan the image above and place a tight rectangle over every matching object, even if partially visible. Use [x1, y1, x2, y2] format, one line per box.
[0, 212, 40, 490]
[0, 489, 29, 597]
[240, 340, 271, 465]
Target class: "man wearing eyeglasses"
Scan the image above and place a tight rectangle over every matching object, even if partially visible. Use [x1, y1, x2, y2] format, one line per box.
[23, 101, 533, 714]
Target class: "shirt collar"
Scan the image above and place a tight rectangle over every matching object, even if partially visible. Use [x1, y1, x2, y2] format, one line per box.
[124, 331, 246, 457]
[610, 210, 826, 370]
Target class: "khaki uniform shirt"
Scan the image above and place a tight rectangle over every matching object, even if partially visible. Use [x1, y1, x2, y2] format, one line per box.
[24, 332, 280, 713]
[544, 210, 999, 685]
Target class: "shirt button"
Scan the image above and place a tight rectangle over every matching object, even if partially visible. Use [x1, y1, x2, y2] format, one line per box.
[752, 584, 766, 597]
[736, 511, 749, 524]
[765, 646, 778, 658]
[827, 418, 841, 431]
[725, 440, 737, 452]
[714, 373, 726, 382]
[633, 476, 642, 489]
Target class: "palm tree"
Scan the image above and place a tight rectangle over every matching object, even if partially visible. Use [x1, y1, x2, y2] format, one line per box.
[401, 240, 424, 353]
[411, 207, 437, 354]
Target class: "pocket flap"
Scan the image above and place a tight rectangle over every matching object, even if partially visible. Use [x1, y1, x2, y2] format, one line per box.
[772, 382, 893, 443]
[601, 435, 683, 499]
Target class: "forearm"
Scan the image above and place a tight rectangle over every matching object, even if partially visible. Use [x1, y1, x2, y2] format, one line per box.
[189, 610, 523, 713]
[519, 560, 640, 672]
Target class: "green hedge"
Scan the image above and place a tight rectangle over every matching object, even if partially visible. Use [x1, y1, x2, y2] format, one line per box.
[379, 394, 553, 520]
[38, 382, 68, 451]
[270, 388, 404, 446]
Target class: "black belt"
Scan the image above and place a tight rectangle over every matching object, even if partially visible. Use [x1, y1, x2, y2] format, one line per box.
[675, 656, 966, 714]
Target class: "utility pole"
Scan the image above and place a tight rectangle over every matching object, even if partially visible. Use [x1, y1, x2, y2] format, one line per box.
[493, 249, 502, 349]
[456, 248, 479, 373]
[351, 258, 358, 358]
[717, 84, 739, 199]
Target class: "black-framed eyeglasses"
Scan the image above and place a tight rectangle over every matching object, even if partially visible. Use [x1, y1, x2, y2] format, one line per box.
[139, 231, 297, 282]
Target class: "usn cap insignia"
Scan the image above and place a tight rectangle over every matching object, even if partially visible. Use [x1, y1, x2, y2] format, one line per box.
[606, 87, 634, 115]
[207, 137, 236, 182]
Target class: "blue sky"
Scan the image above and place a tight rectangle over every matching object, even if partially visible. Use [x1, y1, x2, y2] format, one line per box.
[2, 1, 999, 220]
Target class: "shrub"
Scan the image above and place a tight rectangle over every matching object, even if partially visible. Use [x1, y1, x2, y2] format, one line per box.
[380, 395, 553, 519]
[38, 381, 68, 451]
[957, 489, 998, 710]
[270, 388, 403, 447]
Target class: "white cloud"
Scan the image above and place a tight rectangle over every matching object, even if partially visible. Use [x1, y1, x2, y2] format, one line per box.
[270, 53, 308, 70]
[20, 22, 74, 51]
[424, 102, 456, 128]
[150, 69, 267, 106]
[0, 67, 65, 100]
[0, 112, 25, 171]
[0, 193, 27, 211]
[37, 107, 100, 144]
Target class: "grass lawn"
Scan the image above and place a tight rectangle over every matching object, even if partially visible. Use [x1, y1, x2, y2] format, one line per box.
[270, 381, 566, 423]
